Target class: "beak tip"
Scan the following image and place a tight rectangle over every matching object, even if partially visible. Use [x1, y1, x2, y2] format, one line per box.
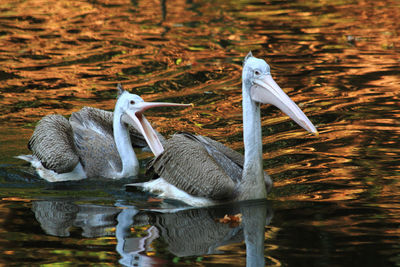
[311, 129, 319, 136]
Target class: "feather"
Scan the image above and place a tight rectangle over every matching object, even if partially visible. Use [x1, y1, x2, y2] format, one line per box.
[28, 114, 79, 173]
[177, 133, 243, 184]
[71, 106, 165, 148]
[148, 134, 237, 200]
[70, 114, 122, 177]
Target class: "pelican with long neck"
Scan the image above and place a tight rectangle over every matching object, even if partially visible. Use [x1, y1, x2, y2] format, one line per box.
[113, 92, 139, 177]
[238, 52, 317, 200]
[112, 85, 189, 178]
[17, 84, 190, 182]
[239, 60, 266, 200]
[127, 52, 317, 206]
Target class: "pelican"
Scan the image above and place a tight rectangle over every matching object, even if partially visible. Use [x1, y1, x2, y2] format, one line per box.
[127, 52, 318, 206]
[17, 84, 190, 182]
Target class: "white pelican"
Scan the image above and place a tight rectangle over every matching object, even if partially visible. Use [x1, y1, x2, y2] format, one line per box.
[17, 84, 190, 182]
[126, 52, 318, 206]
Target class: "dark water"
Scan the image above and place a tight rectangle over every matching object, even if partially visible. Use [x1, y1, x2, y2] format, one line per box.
[1, 0, 399, 266]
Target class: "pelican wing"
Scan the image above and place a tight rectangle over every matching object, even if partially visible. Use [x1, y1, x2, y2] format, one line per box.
[147, 133, 237, 200]
[70, 111, 122, 177]
[71, 106, 165, 147]
[196, 135, 244, 168]
[28, 114, 80, 173]
[196, 135, 273, 189]
[69, 107, 114, 140]
[178, 133, 243, 184]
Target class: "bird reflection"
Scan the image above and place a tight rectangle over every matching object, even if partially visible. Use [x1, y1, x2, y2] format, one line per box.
[32, 200, 120, 237]
[31, 199, 272, 266]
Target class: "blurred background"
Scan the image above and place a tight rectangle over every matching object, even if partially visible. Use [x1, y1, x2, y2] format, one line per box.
[0, 0, 399, 266]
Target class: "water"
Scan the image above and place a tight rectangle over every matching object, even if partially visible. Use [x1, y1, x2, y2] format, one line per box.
[1, 0, 399, 265]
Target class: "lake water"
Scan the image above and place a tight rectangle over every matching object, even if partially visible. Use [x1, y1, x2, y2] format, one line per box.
[0, 0, 399, 266]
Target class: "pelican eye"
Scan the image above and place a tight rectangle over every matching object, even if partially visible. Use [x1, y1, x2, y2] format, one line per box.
[130, 100, 135, 105]
[254, 70, 261, 76]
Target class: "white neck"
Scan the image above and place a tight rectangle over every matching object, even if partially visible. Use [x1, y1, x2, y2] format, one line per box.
[113, 108, 139, 178]
[238, 80, 267, 200]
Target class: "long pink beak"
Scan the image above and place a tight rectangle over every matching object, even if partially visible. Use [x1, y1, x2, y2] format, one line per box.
[122, 102, 192, 156]
[250, 74, 318, 135]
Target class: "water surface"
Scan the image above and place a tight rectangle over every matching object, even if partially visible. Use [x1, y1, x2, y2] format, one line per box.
[0, 0, 399, 266]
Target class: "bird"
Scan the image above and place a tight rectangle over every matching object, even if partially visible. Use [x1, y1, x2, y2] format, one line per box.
[126, 52, 318, 206]
[17, 84, 190, 182]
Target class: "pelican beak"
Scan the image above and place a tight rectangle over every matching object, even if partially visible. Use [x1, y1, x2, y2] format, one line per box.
[250, 74, 318, 135]
[122, 102, 191, 156]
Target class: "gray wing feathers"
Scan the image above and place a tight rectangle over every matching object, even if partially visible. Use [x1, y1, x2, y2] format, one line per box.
[70, 107, 114, 139]
[197, 135, 244, 168]
[70, 111, 122, 177]
[28, 115, 79, 173]
[71, 106, 165, 147]
[148, 134, 236, 200]
[182, 133, 243, 184]
[195, 135, 272, 189]
[196, 135, 273, 191]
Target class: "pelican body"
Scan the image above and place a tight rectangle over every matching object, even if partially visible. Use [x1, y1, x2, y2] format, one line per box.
[17, 85, 190, 182]
[127, 52, 317, 206]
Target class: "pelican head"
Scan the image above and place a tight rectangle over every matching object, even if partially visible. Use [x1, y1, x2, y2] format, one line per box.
[243, 52, 317, 134]
[115, 84, 191, 156]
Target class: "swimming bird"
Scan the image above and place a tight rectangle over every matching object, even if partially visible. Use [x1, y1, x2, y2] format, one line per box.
[126, 52, 318, 206]
[17, 84, 189, 182]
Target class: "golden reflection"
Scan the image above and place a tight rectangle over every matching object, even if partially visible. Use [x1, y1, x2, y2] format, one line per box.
[1, 197, 32, 202]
